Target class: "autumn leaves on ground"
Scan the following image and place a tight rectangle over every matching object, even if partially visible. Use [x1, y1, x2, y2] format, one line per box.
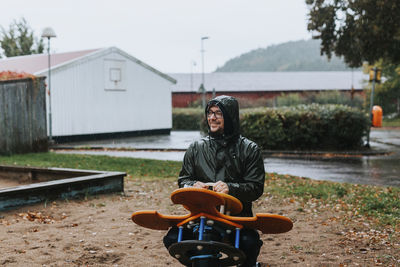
[0, 154, 399, 266]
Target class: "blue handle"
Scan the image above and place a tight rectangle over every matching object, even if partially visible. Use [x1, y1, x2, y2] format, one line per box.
[235, 228, 240, 248]
[177, 226, 183, 242]
[198, 217, 205, 240]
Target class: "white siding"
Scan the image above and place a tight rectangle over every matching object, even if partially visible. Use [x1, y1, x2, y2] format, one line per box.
[44, 49, 172, 137]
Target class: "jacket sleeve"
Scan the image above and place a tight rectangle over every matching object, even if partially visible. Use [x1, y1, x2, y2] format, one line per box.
[178, 143, 197, 188]
[226, 143, 265, 202]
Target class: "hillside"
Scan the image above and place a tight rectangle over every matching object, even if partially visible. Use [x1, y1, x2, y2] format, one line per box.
[215, 39, 353, 72]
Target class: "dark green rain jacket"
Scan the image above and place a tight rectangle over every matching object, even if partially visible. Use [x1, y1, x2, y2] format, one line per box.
[178, 95, 265, 217]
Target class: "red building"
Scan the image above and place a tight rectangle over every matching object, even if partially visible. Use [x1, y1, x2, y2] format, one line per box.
[169, 72, 367, 107]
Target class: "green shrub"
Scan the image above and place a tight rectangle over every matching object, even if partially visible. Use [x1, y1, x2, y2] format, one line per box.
[276, 91, 364, 109]
[172, 108, 204, 130]
[314, 91, 364, 108]
[240, 104, 369, 150]
[173, 104, 369, 150]
[383, 115, 400, 127]
[237, 97, 274, 108]
[240, 108, 286, 148]
[276, 93, 303, 107]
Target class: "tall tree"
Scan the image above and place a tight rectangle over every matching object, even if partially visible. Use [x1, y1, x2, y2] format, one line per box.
[0, 18, 44, 58]
[306, 0, 400, 67]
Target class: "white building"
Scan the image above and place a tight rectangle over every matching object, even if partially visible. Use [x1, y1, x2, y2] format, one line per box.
[0, 47, 176, 142]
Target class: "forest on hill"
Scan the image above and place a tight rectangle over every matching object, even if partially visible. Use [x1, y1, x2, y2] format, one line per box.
[215, 39, 355, 72]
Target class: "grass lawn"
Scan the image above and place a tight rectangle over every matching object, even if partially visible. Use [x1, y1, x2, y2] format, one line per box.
[0, 152, 181, 179]
[383, 117, 400, 127]
[266, 173, 399, 227]
[1, 152, 399, 228]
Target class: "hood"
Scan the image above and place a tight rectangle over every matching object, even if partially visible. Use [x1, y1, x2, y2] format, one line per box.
[206, 95, 240, 139]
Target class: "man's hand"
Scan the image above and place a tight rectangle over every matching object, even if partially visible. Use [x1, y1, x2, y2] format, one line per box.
[213, 181, 229, 194]
[193, 181, 208, 189]
[192, 181, 229, 194]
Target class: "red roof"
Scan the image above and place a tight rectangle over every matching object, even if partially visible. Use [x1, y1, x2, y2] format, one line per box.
[0, 48, 101, 74]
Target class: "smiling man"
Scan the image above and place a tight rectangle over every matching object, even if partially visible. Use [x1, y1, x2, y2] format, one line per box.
[207, 105, 225, 133]
[163, 95, 265, 267]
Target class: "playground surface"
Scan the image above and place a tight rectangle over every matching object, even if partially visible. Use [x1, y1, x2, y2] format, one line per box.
[0, 178, 398, 266]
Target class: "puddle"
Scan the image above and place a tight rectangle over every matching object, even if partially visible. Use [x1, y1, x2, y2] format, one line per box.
[54, 130, 400, 187]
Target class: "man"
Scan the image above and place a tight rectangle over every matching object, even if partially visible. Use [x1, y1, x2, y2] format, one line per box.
[164, 95, 265, 267]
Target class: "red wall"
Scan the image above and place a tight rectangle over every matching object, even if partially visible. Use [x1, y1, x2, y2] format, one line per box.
[172, 91, 365, 108]
[172, 92, 280, 107]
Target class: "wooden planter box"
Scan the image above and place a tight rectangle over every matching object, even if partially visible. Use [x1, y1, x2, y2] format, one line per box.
[0, 165, 125, 211]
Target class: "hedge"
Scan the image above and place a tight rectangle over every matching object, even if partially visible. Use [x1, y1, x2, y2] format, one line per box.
[241, 104, 369, 150]
[172, 108, 204, 130]
[173, 104, 370, 150]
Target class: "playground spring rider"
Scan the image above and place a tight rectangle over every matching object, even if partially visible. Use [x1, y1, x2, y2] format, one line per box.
[131, 187, 293, 266]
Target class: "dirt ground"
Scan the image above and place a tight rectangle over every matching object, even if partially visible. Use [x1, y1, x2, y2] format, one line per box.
[0, 179, 399, 267]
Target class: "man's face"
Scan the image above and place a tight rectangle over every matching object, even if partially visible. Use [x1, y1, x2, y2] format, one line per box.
[207, 105, 224, 134]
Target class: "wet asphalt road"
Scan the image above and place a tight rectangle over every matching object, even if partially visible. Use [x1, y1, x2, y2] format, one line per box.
[55, 129, 400, 187]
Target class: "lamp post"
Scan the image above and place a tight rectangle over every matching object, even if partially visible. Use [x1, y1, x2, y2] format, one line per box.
[190, 60, 196, 91]
[190, 60, 197, 105]
[41, 27, 56, 143]
[200, 36, 209, 109]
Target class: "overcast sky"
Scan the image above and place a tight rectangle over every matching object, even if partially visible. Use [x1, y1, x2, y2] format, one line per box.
[0, 0, 312, 73]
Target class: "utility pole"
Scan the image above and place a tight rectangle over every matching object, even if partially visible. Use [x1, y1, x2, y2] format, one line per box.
[190, 60, 196, 91]
[200, 36, 209, 109]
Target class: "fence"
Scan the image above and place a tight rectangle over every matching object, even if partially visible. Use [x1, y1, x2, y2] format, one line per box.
[0, 77, 48, 155]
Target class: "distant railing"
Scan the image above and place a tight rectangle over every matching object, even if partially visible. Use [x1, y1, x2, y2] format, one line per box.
[0, 77, 48, 155]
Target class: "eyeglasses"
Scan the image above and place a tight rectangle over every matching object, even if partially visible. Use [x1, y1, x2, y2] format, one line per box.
[207, 110, 223, 119]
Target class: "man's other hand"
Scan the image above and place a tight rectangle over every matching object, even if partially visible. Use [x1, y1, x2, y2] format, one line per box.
[213, 181, 229, 194]
[193, 181, 208, 189]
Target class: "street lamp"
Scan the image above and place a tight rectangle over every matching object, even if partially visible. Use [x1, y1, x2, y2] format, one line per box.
[190, 60, 196, 91]
[200, 36, 209, 109]
[41, 27, 56, 143]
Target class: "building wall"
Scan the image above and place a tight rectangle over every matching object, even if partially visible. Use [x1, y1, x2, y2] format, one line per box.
[172, 92, 280, 107]
[172, 90, 365, 108]
[47, 50, 172, 137]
